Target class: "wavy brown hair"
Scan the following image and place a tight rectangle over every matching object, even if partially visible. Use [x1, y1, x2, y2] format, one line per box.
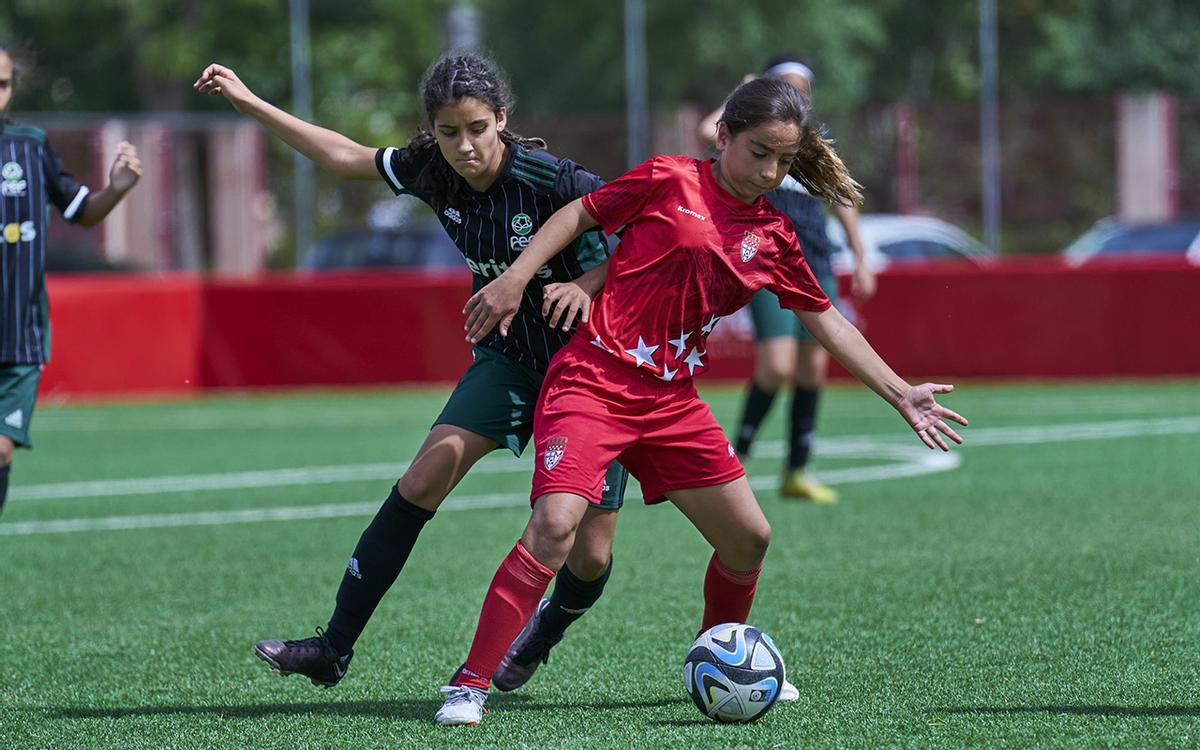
[403, 53, 545, 208]
[719, 77, 862, 207]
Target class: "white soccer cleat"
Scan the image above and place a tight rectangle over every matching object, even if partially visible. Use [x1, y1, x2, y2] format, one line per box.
[434, 685, 488, 726]
[779, 678, 800, 702]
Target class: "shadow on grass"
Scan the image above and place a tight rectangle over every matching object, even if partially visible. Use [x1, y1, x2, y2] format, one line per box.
[934, 705, 1200, 718]
[47, 694, 688, 722]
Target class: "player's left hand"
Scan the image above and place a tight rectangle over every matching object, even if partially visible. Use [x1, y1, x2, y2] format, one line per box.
[896, 382, 968, 450]
[852, 262, 876, 300]
[464, 273, 523, 342]
[542, 280, 592, 331]
[109, 141, 142, 192]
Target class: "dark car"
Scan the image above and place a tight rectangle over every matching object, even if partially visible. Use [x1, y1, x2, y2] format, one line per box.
[300, 224, 462, 272]
[1063, 217, 1200, 266]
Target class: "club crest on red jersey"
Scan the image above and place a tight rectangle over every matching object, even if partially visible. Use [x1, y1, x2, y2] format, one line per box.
[740, 231, 761, 262]
[544, 435, 569, 470]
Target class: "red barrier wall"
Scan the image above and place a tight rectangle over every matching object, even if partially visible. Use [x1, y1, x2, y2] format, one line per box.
[41, 275, 202, 398]
[40, 258, 1200, 398]
[200, 272, 473, 388]
[841, 257, 1200, 378]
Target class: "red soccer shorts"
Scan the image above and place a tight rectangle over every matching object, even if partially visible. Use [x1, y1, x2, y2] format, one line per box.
[531, 336, 745, 505]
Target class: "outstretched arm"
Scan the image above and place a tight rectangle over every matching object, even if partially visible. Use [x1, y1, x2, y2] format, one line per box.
[463, 197, 598, 342]
[77, 142, 141, 227]
[797, 305, 967, 450]
[193, 63, 377, 180]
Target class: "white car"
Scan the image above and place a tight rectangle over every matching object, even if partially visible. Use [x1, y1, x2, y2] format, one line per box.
[827, 214, 993, 273]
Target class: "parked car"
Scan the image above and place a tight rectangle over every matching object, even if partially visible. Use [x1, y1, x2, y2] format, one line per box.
[827, 213, 993, 273]
[1062, 217, 1200, 266]
[300, 224, 462, 272]
[300, 196, 464, 271]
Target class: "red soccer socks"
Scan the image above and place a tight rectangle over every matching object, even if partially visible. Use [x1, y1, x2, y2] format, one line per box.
[453, 541, 557, 690]
[700, 552, 762, 632]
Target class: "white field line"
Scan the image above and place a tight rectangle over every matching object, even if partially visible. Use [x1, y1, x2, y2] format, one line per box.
[2, 416, 1197, 537]
[11, 416, 1200, 504]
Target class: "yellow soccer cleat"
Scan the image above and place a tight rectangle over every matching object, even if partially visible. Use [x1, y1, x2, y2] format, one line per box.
[779, 469, 839, 503]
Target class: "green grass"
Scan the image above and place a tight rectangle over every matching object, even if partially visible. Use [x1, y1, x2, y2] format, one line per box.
[2, 380, 1199, 749]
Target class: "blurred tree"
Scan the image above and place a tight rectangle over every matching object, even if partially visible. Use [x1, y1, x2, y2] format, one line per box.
[482, 0, 885, 114]
[1029, 0, 1200, 95]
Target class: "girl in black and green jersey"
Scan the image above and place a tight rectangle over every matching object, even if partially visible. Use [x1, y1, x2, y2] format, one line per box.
[195, 53, 625, 688]
[0, 42, 141, 516]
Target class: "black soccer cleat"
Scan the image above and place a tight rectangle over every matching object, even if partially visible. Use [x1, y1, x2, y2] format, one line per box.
[493, 598, 564, 692]
[254, 627, 353, 688]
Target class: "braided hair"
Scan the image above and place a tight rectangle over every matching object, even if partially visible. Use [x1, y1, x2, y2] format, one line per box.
[719, 77, 862, 207]
[404, 53, 545, 208]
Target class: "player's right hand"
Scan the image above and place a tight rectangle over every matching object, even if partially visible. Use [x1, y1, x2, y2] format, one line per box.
[463, 273, 523, 342]
[193, 63, 256, 113]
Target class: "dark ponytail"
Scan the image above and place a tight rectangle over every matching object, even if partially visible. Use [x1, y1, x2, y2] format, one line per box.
[719, 77, 862, 207]
[403, 53, 545, 207]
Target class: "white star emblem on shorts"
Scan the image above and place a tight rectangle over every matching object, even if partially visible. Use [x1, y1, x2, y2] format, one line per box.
[668, 330, 692, 358]
[701, 314, 722, 335]
[683, 348, 706, 376]
[624, 336, 659, 368]
[657, 364, 678, 382]
[591, 336, 613, 353]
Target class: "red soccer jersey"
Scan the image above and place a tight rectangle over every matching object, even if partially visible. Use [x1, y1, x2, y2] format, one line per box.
[580, 155, 831, 381]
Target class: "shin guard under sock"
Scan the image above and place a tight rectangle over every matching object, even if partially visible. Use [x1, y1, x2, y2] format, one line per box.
[454, 541, 556, 690]
[325, 485, 434, 655]
[700, 552, 762, 632]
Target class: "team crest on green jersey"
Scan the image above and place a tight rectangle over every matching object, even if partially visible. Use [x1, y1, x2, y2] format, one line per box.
[1, 161, 26, 198]
[511, 213, 533, 236]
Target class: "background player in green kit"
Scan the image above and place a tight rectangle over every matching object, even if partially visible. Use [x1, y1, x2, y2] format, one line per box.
[195, 53, 628, 688]
[699, 54, 876, 503]
[0, 42, 141, 515]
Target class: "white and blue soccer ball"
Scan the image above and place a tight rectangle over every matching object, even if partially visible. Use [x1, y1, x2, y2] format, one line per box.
[682, 622, 786, 724]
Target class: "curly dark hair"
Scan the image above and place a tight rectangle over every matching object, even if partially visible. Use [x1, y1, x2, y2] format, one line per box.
[403, 53, 545, 207]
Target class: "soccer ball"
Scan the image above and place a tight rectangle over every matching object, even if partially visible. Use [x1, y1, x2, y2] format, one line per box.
[682, 622, 786, 724]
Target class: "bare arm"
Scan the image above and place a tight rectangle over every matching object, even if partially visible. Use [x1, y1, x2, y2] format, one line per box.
[463, 197, 598, 341]
[193, 63, 377, 180]
[696, 74, 756, 147]
[797, 305, 967, 450]
[833, 203, 876, 299]
[541, 258, 610, 331]
[77, 142, 141, 227]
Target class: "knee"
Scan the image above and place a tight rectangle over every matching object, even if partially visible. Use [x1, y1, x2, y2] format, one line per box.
[0, 439, 13, 467]
[523, 508, 580, 570]
[756, 362, 791, 392]
[726, 521, 771, 569]
[395, 472, 445, 511]
[568, 544, 612, 581]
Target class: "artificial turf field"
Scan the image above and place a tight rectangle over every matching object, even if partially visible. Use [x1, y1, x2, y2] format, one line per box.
[1, 380, 1198, 749]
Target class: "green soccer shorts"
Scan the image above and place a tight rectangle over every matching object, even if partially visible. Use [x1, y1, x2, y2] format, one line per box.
[748, 269, 840, 344]
[0, 364, 41, 449]
[435, 347, 628, 509]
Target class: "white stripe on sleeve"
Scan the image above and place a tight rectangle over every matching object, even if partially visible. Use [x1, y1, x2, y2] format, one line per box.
[380, 147, 403, 192]
[63, 185, 90, 221]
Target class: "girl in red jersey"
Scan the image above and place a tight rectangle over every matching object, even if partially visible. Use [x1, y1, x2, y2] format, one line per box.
[434, 77, 968, 726]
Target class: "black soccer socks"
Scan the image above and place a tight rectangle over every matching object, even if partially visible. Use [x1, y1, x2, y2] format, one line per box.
[0, 463, 9, 515]
[325, 484, 435, 655]
[735, 381, 778, 457]
[789, 386, 821, 470]
[539, 556, 613, 639]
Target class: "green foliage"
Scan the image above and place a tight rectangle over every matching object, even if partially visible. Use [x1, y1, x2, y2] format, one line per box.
[3, 0, 1199, 115]
[482, 0, 885, 114]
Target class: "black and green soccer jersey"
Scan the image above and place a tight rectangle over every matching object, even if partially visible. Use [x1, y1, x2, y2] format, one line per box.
[0, 121, 90, 364]
[375, 144, 609, 373]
